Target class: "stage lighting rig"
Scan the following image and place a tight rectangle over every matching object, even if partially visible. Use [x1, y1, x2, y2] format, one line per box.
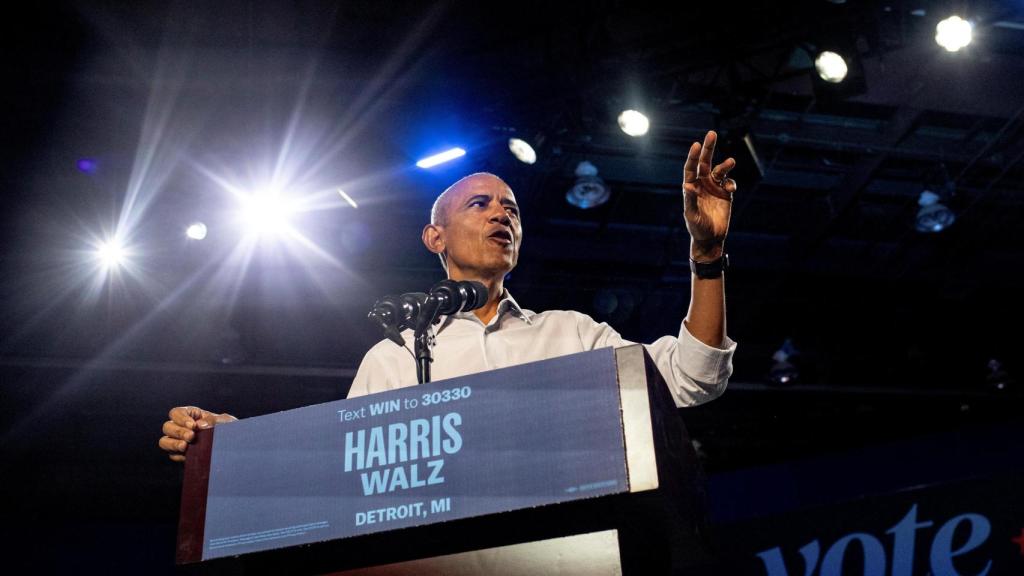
[768, 339, 801, 386]
[186, 222, 208, 240]
[416, 148, 466, 169]
[814, 51, 848, 83]
[508, 138, 537, 165]
[96, 239, 126, 269]
[936, 16, 972, 52]
[240, 190, 294, 237]
[566, 161, 609, 209]
[617, 110, 650, 137]
[915, 190, 956, 233]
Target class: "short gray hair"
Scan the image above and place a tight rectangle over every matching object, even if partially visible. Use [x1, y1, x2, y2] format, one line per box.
[430, 172, 503, 225]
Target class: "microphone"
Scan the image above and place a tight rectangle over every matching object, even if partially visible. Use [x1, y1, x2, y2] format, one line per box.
[408, 280, 488, 384]
[367, 281, 488, 352]
[368, 292, 427, 346]
[429, 280, 488, 315]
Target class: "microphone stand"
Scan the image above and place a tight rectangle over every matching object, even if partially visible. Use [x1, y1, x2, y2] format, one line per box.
[369, 280, 485, 385]
[413, 295, 443, 384]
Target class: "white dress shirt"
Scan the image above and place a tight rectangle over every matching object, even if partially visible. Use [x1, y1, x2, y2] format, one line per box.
[348, 291, 736, 407]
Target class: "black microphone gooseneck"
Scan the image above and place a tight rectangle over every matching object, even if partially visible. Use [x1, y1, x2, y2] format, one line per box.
[413, 280, 488, 384]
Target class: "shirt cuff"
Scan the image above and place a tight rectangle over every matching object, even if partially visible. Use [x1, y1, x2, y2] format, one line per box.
[678, 321, 737, 387]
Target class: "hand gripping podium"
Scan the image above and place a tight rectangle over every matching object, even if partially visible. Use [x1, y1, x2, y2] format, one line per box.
[177, 345, 713, 575]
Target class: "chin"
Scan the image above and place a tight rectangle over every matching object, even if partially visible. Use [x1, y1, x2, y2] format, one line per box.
[482, 259, 516, 277]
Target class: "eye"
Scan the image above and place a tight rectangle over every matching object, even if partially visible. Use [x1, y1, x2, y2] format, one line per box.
[469, 199, 486, 208]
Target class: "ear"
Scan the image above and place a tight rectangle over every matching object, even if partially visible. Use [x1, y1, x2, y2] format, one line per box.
[422, 223, 445, 255]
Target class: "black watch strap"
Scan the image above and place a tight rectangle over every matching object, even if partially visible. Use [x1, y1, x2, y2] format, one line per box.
[690, 253, 729, 279]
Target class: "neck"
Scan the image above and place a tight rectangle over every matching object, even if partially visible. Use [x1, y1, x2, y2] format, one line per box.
[448, 270, 505, 324]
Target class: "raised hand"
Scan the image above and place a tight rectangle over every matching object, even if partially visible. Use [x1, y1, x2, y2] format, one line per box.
[682, 130, 737, 260]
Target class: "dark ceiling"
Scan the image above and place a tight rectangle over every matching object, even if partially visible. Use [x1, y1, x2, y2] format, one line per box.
[2, 1, 1024, 572]
[4, 0, 1023, 387]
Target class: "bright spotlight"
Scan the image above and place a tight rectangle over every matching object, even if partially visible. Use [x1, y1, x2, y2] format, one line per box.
[508, 138, 537, 164]
[936, 16, 972, 52]
[96, 240, 125, 268]
[815, 51, 849, 83]
[617, 110, 650, 137]
[186, 222, 208, 240]
[241, 191, 293, 236]
[416, 148, 466, 169]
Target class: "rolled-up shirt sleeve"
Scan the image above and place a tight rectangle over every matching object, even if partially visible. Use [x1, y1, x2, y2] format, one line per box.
[574, 312, 736, 407]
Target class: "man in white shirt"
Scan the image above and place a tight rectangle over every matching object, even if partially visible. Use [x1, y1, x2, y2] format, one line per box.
[159, 130, 738, 461]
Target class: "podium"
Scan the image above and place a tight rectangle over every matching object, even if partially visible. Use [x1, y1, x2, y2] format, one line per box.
[177, 345, 712, 574]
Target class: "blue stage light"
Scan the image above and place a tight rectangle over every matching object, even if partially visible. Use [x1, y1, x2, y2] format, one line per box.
[77, 158, 99, 174]
[916, 190, 956, 233]
[416, 148, 466, 169]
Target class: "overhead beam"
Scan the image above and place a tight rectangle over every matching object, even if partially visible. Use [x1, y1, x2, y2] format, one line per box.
[791, 105, 923, 261]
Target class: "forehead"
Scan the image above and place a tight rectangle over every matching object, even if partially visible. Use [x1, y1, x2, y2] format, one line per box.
[450, 174, 517, 203]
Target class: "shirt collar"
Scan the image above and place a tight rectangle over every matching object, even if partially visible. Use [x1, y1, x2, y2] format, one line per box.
[437, 288, 533, 331]
[497, 290, 532, 325]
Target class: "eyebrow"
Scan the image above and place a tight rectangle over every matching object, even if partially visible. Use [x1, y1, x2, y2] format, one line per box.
[465, 194, 519, 210]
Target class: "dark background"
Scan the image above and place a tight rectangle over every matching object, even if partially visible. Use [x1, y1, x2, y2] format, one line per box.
[2, 1, 1022, 573]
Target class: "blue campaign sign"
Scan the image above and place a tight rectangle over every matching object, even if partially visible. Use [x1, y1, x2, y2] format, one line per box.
[201, 348, 629, 560]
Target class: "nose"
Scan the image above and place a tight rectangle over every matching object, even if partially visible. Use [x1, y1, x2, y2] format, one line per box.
[490, 209, 512, 226]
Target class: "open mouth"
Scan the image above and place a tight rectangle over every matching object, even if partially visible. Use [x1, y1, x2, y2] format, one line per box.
[488, 230, 513, 245]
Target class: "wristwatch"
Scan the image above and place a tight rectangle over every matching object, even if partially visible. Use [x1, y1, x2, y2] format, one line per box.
[690, 253, 729, 279]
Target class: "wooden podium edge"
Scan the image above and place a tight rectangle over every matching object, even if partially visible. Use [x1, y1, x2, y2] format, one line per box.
[616, 345, 659, 493]
[176, 427, 215, 564]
